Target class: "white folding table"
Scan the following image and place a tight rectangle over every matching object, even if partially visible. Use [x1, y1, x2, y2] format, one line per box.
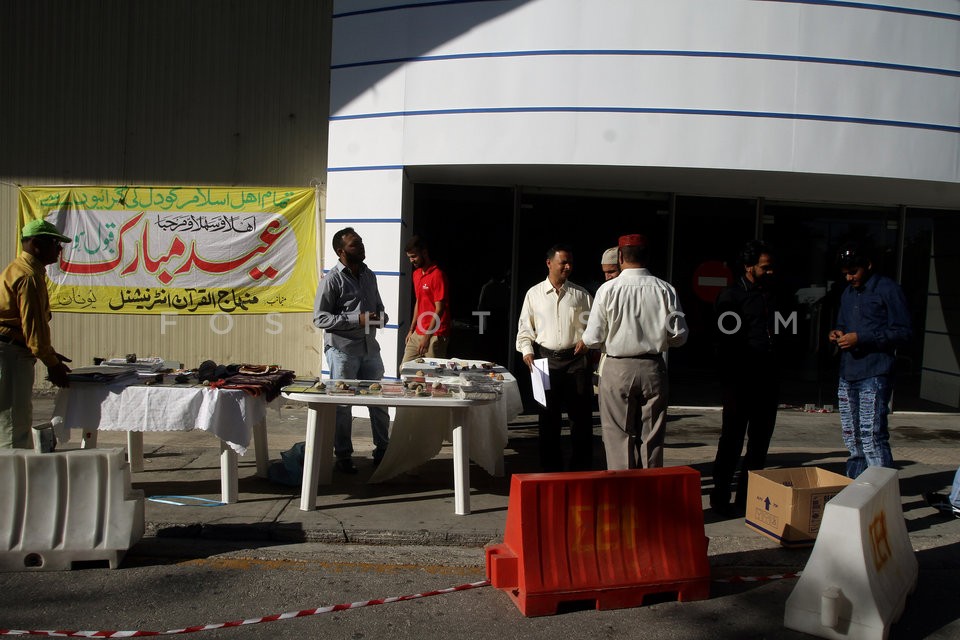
[53, 382, 270, 504]
[282, 390, 495, 515]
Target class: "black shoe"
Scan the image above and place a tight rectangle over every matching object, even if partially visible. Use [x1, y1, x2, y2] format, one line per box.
[334, 458, 359, 474]
[924, 492, 960, 518]
[710, 497, 735, 518]
[710, 497, 745, 519]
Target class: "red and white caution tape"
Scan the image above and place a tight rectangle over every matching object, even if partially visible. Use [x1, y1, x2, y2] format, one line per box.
[0, 572, 803, 636]
[714, 571, 802, 583]
[0, 580, 491, 637]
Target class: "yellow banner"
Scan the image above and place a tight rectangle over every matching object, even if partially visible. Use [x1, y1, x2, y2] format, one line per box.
[18, 186, 318, 314]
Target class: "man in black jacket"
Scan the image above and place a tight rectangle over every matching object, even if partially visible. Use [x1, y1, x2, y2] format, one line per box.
[710, 241, 778, 517]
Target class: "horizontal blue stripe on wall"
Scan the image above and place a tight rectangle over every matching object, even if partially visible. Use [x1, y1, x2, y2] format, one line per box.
[333, 0, 960, 22]
[328, 165, 404, 172]
[329, 106, 960, 135]
[334, 0, 503, 19]
[766, 0, 960, 21]
[332, 49, 959, 78]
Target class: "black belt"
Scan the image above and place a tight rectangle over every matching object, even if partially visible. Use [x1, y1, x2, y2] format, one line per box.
[608, 353, 662, 360]
[0, 334, 26, 348]
[535, 345, 577, 359]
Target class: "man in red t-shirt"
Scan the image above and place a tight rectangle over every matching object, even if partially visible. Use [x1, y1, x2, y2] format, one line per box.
[402, 236, 451, 364]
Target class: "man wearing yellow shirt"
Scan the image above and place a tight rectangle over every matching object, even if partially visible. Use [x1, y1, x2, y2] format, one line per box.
[0, 219, 72, 449]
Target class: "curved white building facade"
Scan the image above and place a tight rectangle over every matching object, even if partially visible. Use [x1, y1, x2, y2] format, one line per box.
[326, 0, 960, 406]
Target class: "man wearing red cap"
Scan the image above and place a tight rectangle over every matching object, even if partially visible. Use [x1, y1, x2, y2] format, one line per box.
[0, 219, 73, 449]
[583, 234, 688, 469]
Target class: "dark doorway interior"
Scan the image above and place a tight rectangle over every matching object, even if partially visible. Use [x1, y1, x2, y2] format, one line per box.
[409, 184, 515, 365]
[411, 183, 959, 412]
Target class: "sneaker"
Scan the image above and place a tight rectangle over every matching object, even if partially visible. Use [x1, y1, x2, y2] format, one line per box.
[334, 458, 359, 475]
[924, 492, 960, 518]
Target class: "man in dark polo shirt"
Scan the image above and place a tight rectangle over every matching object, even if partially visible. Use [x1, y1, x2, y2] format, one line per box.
[710, 240, 779, 517]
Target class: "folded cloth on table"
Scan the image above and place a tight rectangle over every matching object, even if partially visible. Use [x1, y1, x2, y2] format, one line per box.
[212, 369, 296, 401]
[238, 363, 281, 375]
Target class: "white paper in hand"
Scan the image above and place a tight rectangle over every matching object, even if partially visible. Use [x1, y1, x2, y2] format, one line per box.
[531, 357, 550, 407]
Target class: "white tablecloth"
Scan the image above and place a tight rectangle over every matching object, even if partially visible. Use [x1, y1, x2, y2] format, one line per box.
[369, 358, 522, 482]
[53, 382, 266, 455]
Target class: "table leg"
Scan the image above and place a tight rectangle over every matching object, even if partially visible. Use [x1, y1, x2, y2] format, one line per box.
[127, 432, 144, 472]
[300, 404, 335, 511]
[221, 441, 238, 504]
[451, 407, 470, 515]
[252, 418, 269, 478]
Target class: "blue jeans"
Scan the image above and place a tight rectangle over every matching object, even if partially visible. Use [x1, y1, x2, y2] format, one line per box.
[324, 345, 390, 459]
[950, 466, 960, 508]
[838, 375, 894, 479]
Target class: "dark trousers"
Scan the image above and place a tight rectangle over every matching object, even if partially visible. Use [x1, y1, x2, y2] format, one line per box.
[536, 349, 594, 472]
[711, 372, 779, 507]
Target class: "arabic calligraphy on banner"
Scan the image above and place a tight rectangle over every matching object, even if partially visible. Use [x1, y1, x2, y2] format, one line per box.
[18, 186, 318, 314]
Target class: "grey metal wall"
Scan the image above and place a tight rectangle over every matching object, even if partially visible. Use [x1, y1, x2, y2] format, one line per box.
[0, 0, 332, 382]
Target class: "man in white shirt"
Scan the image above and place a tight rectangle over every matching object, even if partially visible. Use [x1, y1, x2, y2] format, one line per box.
[516, 244, 595, 472]
[583, 234, 688, 469]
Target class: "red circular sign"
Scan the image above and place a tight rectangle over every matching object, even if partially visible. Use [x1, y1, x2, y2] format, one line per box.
[692, 260, 733, 303]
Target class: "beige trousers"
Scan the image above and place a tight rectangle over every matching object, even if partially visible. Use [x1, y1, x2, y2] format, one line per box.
[0, 342, 36, 449]
[401, 334, 450, 366]
[598, 355, 668, 469]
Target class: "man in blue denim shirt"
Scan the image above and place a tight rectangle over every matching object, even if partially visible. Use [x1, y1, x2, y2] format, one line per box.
[828, 243, 912, 479]
[313, 227, 390, 474]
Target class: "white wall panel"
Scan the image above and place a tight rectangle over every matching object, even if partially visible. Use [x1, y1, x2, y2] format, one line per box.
[333, 0, 958, 70]
[324, 169, 406, 220]
[327, 0, 959, 187]
[321, 168, 407, 379]
[342, 55, 956, 126]
[326, 117, 407, 169]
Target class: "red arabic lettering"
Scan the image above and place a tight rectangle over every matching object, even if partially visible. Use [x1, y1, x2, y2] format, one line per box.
[58, 212, 145, 275]
[171, 220, 288, 277]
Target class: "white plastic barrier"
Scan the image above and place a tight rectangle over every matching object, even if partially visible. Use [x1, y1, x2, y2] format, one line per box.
[784, 467, 918, 640]
[0, 448, 145, 570]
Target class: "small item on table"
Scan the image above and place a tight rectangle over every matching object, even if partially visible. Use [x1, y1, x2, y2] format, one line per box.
[329, 381, 356, 395]
[431, 381, 455, 397]
[380, 382, 405, 397]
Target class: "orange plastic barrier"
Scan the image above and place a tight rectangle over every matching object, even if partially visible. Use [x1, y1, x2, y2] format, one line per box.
[485, 467, 710, 616]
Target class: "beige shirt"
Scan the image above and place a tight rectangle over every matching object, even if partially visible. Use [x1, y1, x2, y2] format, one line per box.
[516, 278, 593, 356]
[0, 252, 59, 367]
[583, 267, 688, 356]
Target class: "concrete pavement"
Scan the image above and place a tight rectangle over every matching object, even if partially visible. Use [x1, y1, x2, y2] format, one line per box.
[31, 393, 960, 570]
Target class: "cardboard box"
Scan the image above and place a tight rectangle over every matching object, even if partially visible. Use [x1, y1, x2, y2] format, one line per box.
[744, 468, 853, 547]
